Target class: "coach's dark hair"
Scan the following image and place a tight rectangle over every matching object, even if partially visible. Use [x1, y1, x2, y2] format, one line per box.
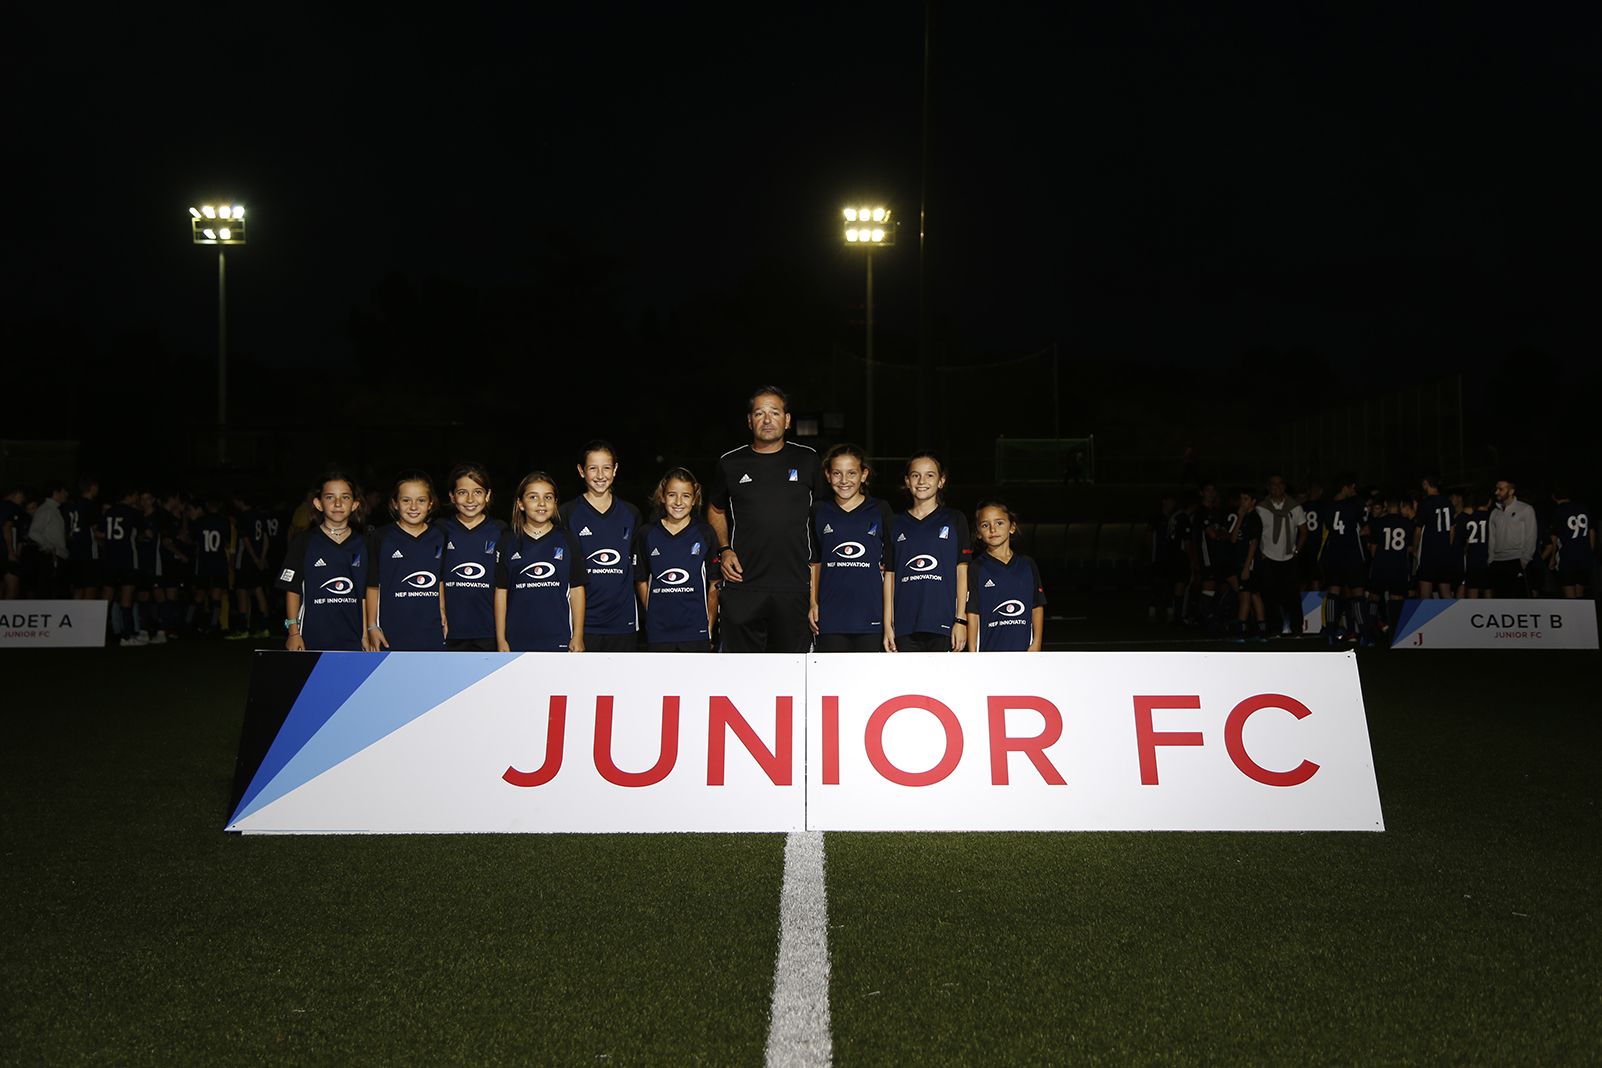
[651, 466, 704, 514]
[822, 443, 870, 480]
[578, 439, 618, 467]
[1421, 471, 1441, 491]
[511, 471, 559, 529]
[748, 385, 789, 412]
[387, 469, 438, 520]
[448, 462, 492, 498]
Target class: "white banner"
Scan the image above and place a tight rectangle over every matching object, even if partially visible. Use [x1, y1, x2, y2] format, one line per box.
[230, 653, 806, 834]
[229, 650, 1383, 833]
[806, 652, 1382, 831]
[0, 600, 107, 648]
[1390, 599, 1598, 650]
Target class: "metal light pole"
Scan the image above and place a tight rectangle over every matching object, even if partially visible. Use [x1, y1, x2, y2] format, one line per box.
[190, 203, 246, 464]
[843, 205, 895, 459]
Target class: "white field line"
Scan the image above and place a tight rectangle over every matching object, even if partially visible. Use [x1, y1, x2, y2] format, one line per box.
[765, 830, 833, 1068]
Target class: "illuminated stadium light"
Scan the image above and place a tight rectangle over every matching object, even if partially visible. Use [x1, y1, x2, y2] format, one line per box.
[191, 203, 247, 245]
[841, 204, 894, 248]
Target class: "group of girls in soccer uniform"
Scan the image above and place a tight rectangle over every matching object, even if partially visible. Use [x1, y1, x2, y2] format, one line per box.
[277, 443, 1047, 655]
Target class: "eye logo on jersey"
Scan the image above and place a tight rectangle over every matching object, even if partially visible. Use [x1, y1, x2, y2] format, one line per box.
[451, 561, 487, 580]
[521, 561, 557, 580]
[658, 568, 691, 585]
[320, 576, 355, 595]
[994, 599, 1027, 617]
[588, 548, 622, 567]
[907, 554, 939, 572]
[834, 541, 867, 559]
[402, 570, 438, 589]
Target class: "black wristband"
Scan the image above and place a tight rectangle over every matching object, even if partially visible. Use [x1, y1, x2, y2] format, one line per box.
[718, 545, 733, 554]
[953, 617, 967, 626]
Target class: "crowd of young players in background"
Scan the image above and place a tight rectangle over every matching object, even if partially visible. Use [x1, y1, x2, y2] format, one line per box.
[1150, 471, 1596, 647]
[0, 442, 1046, 653]
[6, 460, 1591, 652]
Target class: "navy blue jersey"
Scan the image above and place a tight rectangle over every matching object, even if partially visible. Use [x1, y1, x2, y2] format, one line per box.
[814, 497, 895, 636]
[366, 523, 446, 651]
[1159, 510, 1192, 561]
[64, 497, 99, 561]
[1323, 499, 1367, 564]
[1415, 495, 1455, 571]
[101, 503, 141, 572]
[166, 512, 195, 579]
[889, 506, 971, 637]
[966, 551, 1047, 652]
[1239, 511, 1264, 573]
[276, 526, 367, 651]
[152, 508, 183, 580]
[1457, 509, 1491, 571]
[495, 527, 588, 651]
[560, 496, 642, 636]
[234, 510, 273, 569]
[1550, 502, 1594, 568]
[633, 520, 716, 645]
[1369, 514, 1414, 588]
[135, 510, 160, 577]
[440, 515, 506, 642]
[1301, 500, 1327, 561]
[193, 514, 232, 579]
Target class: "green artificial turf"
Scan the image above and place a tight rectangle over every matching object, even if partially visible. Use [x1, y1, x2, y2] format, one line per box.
[4, 639, 1599, 1064]
[1, 643, 784, 1065]
[825, 650, 1602, 1065]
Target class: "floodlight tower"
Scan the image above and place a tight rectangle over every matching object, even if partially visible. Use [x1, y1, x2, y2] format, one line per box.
[843, 205, 895, 458]
[189, 203, 247, 463]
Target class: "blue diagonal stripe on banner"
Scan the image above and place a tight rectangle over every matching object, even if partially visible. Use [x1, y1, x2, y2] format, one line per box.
[1391, 599, 1456, 647]
[231, 653, 386, 824]
[230, 653, 513, 826]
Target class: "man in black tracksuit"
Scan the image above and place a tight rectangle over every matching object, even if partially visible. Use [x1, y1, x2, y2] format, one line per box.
[706, 386, 821, 652]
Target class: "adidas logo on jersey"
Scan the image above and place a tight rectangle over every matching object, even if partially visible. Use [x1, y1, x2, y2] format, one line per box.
[446, 541, 455, 550]
[985, 578, 996, 587]
[392, 549, 404, 558]
[579, 526, 592, 536]
[739, 474, 753, 483]
[313, 558, 327, 567]
[823, 524, 834, 534]
[511, 551, 522, 560]
[651, 548, 660, 556]
[896, 533, 906, 542]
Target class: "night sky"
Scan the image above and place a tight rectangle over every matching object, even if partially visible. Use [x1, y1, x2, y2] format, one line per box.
[5, 5, 1596, 482]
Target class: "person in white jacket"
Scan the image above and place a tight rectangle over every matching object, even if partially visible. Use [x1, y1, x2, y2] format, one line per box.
[1487, 478, 1536, 598]
[26, 483, 71, 596]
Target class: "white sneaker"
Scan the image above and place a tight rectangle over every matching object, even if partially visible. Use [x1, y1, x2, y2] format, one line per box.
[148, 631, 168, 644]
[119, 635, 150, 647]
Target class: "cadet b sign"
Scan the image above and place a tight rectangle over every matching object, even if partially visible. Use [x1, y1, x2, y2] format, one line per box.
[1390, 599, 1598, 650]
[228, 651, 1383, 834]
[0, 601, 107, 648]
